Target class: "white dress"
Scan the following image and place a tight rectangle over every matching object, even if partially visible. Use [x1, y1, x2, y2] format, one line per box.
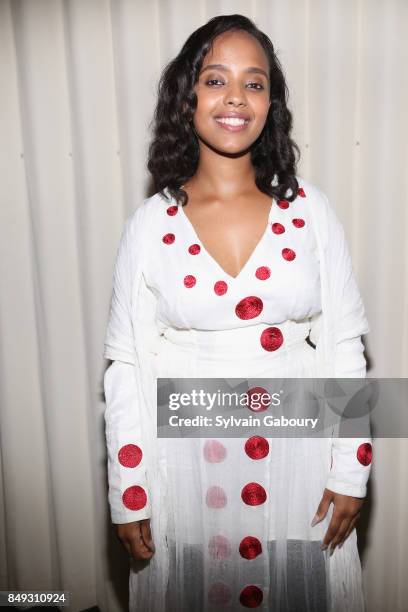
[103, 178, 372, 611]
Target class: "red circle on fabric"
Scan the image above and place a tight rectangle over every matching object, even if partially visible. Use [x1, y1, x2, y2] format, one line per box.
[239, 536, 263, 560]
[246, 387, 270, 412]
[298, 187, 306, 197]
[277, 200, 289, 209]
[214, 280, 228, 295]
[245, 436, 269, 460]
[122, 485, 147, 511]
[239, 585, 263, 607]
[235, 296, 263, 320]
[260, 327, 284, 352]
[188, 243, 201, 255]
[184, 275, 196, 288]
[255, 266, 270, 280]
[208, 535, 232, 560]
[282, 248, 296, 261]
[272, 222, 285, 234]
[357, 443, 373, 466]
[208, 582, 232, 605]
[292, 218, 305, 228]
[206, 486, 227, 509]
[118, 444, 142, 468]
[203, 440, 227, 463]
[162, 233, 175, 244]
[166, 205, 178, 216]
[241, 483, 267, 506]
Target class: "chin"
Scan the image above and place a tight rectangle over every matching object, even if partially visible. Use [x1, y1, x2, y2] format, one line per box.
[197, 133, 254, 156]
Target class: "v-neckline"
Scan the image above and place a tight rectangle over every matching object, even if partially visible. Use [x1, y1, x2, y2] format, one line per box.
[177, 197, 274, 281]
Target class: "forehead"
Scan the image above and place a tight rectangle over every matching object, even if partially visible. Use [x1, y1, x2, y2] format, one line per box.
[202, 30, 269, 71]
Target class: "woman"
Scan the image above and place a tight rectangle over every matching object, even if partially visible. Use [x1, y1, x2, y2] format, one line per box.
[103, 14, 372, 612]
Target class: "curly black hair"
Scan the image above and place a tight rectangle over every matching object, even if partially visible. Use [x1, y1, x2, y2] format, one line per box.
[147, 14, 300, 206]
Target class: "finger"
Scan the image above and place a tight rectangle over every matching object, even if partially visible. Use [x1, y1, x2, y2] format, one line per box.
[120, 538, 132, 557]
[321, 510, 345, 550]
[311, 489, 333, 527]
[129, 524, 154, 561]
[328, 517, 350, 555]
[140, 520, 155, 552]
[338, 515, 360, 549]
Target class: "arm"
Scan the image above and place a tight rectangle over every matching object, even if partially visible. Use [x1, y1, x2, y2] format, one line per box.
[310, 195, 371, 553]
[104, 360, 151, 523]
[323, 202, 372, 498]
[103, 209, 155, 526]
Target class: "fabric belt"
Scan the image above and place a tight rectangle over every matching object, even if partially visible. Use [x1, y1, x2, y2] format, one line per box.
[160, 319, 311, 362]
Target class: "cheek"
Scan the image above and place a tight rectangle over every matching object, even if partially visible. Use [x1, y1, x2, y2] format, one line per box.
[253, 97, 270, 120]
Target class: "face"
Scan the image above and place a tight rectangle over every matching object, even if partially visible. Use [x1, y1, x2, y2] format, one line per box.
[192, 30, 271, 155]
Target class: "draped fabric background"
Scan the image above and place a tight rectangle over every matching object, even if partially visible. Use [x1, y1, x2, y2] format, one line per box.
[0, 0, 407, 611]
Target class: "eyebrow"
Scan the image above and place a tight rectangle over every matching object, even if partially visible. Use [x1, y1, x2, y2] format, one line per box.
[200, 63, 269, 79]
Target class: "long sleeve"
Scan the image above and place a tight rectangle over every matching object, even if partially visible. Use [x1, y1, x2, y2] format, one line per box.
[104, 360, 151, 523]
[103, 207, 157, 524]
[310, 194, 372, 498]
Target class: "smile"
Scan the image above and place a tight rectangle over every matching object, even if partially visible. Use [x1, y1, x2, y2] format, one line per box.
[214, 117, 250, 131]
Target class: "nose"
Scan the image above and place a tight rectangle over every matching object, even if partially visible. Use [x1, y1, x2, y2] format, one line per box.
[223, 80, 247, 107]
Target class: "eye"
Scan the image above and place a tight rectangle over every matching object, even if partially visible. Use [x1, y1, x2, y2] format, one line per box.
[206, 79, 224, 87]
[247, 82, 264, 90]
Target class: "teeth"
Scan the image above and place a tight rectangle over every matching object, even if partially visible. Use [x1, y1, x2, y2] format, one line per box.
[215, 117, 248, 126]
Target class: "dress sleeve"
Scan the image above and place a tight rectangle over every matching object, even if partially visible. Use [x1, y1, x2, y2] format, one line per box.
[316, 197, 372, 498]
[103, 209, 154, 523]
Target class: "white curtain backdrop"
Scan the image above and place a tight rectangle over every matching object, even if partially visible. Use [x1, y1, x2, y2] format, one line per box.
[0, 0, 407, 610]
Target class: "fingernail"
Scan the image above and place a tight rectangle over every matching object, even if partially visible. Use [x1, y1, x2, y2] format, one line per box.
[311, 514, 320, 527]
[329, 547, 335, 557]
[321, 544, 328, 551]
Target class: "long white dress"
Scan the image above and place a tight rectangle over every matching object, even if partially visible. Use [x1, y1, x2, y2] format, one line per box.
[103, 178, 372, 611]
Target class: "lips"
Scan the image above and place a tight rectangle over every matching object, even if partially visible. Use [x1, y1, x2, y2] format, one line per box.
[214, 113, 250, 120]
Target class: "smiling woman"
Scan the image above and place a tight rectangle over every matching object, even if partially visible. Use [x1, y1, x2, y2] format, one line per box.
[103, 13, 371, 612]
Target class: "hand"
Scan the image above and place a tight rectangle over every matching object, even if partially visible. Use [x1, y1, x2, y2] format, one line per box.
[311, 488, 363, 555]
[115, 518, 155, 561]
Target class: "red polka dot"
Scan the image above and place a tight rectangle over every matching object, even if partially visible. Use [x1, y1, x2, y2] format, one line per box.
[245, 436, 269, 460]
[162, 233, 175, 244]
[214, 280, 228, 295]
[239, 585, 263, 607]
[272, 222, 285, 234]
[118, 444, 142, 468]
[166, 205, 178, 216]
[260, 327, 284, 351]
[255, 266, 270, 280]
[298, 187, 306, 197]
[246, 387, 270, 412]
[188, 243, 201, 255]
[282, 248, 296, 261]
[241, 483, 267, 506]
[278, 199, 289, 209]
[184, 275, 196, 288]
[206, 486, 227, 508]
[208, 583, 232, 606]
[239, 536, 263, 560]
[122, 485, 147, 511]
[208, 535, 231, 560]
[357, 443, 373, 466]
[203, 440, 227, 463]
[235, 296, 263, 320]
[292, 218, 305, 228]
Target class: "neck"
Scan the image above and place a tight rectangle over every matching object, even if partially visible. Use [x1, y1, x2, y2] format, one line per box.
[189, 142, 257, 201]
